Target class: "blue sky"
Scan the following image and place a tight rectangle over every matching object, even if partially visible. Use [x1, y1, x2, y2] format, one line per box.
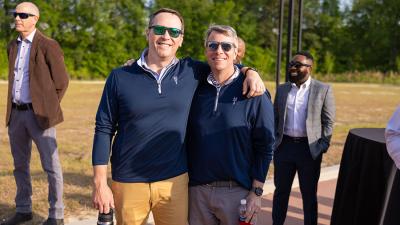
[339, 0, 353, 10]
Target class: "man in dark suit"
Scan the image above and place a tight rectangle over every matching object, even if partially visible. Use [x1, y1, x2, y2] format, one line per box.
[272, 51, 335, 225]
[2, 2, 69, 225]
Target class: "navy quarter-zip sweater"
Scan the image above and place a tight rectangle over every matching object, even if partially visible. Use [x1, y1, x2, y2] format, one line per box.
[187, 73, 275, 190]
[92, 57, 208, 182]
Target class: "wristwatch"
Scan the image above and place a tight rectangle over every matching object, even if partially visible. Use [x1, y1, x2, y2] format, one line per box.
[244, 67, 258, 76]
[252, 186, 264, 196]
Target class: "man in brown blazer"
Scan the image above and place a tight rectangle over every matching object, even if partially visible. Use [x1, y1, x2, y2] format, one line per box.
[2, 2, 69, 225]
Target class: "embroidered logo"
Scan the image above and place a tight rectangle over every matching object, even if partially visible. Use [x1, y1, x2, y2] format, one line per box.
[173, 75, 178, 85]
[232, 97, 238, 105]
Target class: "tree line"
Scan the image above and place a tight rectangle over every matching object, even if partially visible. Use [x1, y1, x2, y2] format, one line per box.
[0, 0, 399, 81]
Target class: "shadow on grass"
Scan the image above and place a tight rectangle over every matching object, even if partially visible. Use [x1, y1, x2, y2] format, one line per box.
[9, 171, 114, 207]
[0, 203, 14, 218]
[0, 170, 13, 177]
[0, 203, 45, 225]
[65, 193, 92, 208]
[30, 171, 93, 188]
[63, 172, 92, 188]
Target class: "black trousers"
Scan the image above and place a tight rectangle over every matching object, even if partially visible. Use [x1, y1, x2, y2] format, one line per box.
[272, 136, 322, 225]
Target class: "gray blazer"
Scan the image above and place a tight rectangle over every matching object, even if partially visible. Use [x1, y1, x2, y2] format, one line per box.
[274, 78, 335, 159]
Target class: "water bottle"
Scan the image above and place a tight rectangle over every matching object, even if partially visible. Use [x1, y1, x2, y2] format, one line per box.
[97, 208, 114, 225]
[239, 199, 251, 225]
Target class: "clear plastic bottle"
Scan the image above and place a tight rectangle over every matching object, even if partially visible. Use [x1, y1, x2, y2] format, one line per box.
[239, 199, 250, 225]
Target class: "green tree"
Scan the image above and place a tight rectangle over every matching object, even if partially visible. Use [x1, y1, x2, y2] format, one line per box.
[0, 0, 398, 80]
[346, 0, 400, 72]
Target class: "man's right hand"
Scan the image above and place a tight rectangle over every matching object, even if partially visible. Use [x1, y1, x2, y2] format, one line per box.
[92, 182, 115, 214]
[93, 165, 115, 213]
[124, 58, 136, 66]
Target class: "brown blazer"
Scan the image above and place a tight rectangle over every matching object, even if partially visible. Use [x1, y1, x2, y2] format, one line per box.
[6, 30, 69, 129]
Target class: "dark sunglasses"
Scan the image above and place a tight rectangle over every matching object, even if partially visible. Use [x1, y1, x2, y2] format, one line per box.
[13, 12, 36, 19]
[206, 41, 236, 52]
[149, 25, 183, 38]
[289, 61, 311, 69]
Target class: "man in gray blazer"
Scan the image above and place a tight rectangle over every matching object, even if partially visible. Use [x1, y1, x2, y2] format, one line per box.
[272, 51, 335, 225]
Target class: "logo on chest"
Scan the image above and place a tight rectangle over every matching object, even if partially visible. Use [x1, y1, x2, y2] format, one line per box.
[173, 75, 178, 85]
[232, 97, 238, 106]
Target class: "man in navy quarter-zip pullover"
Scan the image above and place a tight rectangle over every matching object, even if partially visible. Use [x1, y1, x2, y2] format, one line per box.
[187, 25, 275, 225]
[91, 8, 266, 225]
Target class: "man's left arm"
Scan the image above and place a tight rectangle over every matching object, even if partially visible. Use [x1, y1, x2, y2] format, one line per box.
[245, 93, 275, 223]
[320, 85, 336, 152]
[45, 40, 69, 101]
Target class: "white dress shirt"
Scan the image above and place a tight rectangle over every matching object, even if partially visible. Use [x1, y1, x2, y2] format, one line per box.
[283, 76, 311, 137]
[385, 106, 400, 169]
[12, 29, 36, 104]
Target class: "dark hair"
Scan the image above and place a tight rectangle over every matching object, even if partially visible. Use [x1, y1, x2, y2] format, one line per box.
[295, 51, 314, 62]
[148, 8, 184, 33]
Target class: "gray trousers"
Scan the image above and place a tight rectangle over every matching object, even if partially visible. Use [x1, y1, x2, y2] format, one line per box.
[189, 185, 253, 225]
[8, 108, 64, 219]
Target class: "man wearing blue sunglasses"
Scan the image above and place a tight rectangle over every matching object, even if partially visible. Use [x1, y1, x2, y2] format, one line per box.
[187, 24, 274, 225]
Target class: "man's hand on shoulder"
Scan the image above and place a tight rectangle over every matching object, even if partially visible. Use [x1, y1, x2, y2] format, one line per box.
[241, 67, 266, 98]
[124, 58, 136, 66]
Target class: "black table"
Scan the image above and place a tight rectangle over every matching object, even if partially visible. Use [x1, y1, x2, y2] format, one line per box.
[331, 128, 400, 225]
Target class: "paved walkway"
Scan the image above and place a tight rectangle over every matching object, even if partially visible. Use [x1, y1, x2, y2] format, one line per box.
[67, 165, 339, 225]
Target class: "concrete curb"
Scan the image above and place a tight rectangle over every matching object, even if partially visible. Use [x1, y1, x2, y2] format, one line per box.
[66, 165, 339, 225]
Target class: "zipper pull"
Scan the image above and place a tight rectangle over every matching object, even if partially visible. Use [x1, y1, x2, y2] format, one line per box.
[157, 81, 162, 94]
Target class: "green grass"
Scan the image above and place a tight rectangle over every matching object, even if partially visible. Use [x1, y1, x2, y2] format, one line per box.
[0, 81, 399, 224]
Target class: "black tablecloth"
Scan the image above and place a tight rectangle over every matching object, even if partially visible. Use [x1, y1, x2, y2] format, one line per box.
[383, 170, 400, 225]
[331, 128, 400, 225]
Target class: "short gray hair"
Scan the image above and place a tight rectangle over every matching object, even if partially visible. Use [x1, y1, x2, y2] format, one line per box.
[204, 24, 238, 49]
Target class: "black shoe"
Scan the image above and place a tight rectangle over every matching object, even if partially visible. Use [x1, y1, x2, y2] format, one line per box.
[0, 212, 33, 225]
[42, 218, 64, 225]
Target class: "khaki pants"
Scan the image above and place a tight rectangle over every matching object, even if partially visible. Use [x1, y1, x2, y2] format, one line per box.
[112, 173, 189, 225]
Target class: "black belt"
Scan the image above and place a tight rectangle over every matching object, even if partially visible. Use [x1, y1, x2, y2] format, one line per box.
[283, 135, 308, 143]
[205, 180, 240, 188]
[12, 102, 33, 111]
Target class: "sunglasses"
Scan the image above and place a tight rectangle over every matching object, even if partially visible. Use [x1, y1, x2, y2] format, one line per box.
[13, 12, 36, 19]
[206, 41, 236, 52]
[149, 25, 183, 38]
[289, 61, 311, 69]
